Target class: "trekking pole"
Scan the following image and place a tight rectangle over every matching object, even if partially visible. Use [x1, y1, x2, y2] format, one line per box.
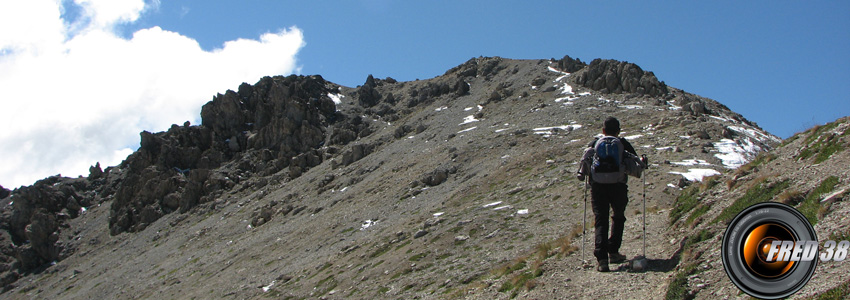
[631, 155, 650, 271]
[641, 155, 647, 258]
[582, 174, 588, 266]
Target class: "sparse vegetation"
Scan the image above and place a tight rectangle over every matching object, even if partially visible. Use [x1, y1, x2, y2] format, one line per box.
[684, 204, 711, 226]
[684, 229, 714, 249]
[777, 189, 805, 206]
[798, 176, 839, 225]
[369, 242, 394, 258]
[314, 275, 338, 297]
[798, 120, 848, 163]
[669, 183, 702, 225]
[828, 230, 850, 242]
[734, 153, 776, 177]
[804, 279, 850, 300]
[666, 229, 716, 300]
[409, 252, 427, 262]
[713, 180, 790, 224]
[670, 176, 720, 226]
[665, 263, 699, 300]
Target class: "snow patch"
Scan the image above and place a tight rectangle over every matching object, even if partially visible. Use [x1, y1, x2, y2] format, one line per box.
[262, 280, 276, 292]
[533, 125, 583, 131]
[555, 95, 579, 103]
[709, 115, 732, 123]
[619, 105, 643, 110]
[361, 219, 377, 230]
[727, 125, 782, 144]
[532, 124, 582, 136]
[435, 106, 448, 112]
[517, 209, 529, 215]
[667, 100, 682, 110]
[548, 66, 569, 75]
[671, 159, 712, 166]
[623, 134, 643, 140]
[433, 212, 444, 217]
[559, 83, 574, 95]
[328, 93, 344, 105]
[457, 126, 477, 134]
[460, 115, 479, 125]
[669, 169, 720, 182]
[483, 201, 503, 208]
[713, 138, 759, 169]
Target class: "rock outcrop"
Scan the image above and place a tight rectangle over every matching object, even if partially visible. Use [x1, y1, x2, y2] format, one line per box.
[0, 169, 123, 288]
[552, 55, 587, 73]
[575, 58, 668, 97]
[110, 75, 367, 235]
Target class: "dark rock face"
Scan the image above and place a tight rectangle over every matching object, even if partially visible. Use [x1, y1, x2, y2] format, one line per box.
[552, 55, 587, 73]
[0, 170, 122, 285]
[358, 75, 382, 107]
[446, 57, 506, 79]
[110, 75, 365, 235]
[575, 59, 668, 97]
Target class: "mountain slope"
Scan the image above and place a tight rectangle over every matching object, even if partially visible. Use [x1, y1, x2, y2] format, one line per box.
[3, 55, 843, 299]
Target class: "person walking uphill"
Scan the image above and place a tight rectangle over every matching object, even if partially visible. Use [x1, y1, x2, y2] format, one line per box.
[577, 117, 646, 272]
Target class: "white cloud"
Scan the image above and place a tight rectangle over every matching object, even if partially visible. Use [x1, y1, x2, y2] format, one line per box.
[0, 1, 305, 188]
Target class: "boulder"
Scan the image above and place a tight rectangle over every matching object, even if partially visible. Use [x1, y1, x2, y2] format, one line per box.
[421, 166, 458, 187]
[531, 77, 547, 87]
[88, 163, 104, 180]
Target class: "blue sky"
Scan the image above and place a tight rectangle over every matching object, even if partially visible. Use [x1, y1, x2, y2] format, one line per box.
[1, 0, 848, 188]
[134, 1, 847, 135]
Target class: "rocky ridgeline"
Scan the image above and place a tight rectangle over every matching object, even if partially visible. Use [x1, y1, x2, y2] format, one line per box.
[0, 74, 375, 284]
[111, 75, 377, 235]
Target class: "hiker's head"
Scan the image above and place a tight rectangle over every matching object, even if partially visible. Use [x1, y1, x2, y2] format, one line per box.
[602, 117, 620, 136]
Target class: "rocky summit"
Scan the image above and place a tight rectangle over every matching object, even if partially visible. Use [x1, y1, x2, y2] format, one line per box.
[0, 56, 847, 299]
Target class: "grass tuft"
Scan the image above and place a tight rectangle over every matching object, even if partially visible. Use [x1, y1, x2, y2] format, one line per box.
[713, 180, 790, 224]
[798, 176, 839, 225]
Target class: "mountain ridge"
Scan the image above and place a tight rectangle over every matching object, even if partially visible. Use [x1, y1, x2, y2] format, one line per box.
[1, 55, 845, 299]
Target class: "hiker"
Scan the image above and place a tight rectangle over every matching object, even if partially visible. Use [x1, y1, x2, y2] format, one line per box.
[577, 117, 646, 272]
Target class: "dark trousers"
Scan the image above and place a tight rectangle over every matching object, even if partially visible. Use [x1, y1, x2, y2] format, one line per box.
[590, 182, 629, 261]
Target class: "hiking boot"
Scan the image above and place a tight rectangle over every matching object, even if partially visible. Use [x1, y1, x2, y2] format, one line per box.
[596, 259, 609, 272]
[609, 252, 627, 264]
